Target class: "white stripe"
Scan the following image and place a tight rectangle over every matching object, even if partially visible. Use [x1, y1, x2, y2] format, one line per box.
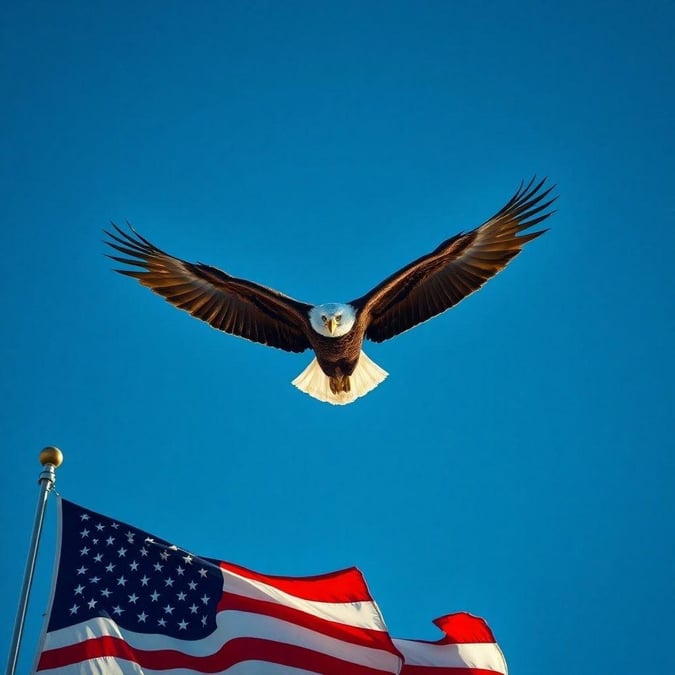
[393, 639, 507, 672]
[42, 612, 400, 671]
[221, 567, 387, 631]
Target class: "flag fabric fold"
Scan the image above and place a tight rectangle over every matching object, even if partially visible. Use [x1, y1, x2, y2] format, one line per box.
[35, 498, 506, 674]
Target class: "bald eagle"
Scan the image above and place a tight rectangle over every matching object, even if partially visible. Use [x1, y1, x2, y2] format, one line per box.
[106, 178, 555, 405]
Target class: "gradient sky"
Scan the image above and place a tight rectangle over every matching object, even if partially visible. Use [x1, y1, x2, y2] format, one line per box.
[2, 2, 674, 674]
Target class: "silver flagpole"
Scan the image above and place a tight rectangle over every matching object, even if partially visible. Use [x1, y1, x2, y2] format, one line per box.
[5, 447, 63, 675]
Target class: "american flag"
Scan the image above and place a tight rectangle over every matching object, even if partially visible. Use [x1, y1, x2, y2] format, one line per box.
[35, 498, 507, 674]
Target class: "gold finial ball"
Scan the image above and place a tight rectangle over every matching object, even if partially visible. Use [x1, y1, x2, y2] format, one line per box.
[39, 446, 63, 468]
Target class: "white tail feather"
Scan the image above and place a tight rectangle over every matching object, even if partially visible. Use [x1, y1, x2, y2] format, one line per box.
[291, 351, 388, 405]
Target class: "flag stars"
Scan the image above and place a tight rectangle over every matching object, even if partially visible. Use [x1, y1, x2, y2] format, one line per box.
[200, 594, 209, 605]
[117, 546, 127, 557]
[177, 591, 187, 601]
[139, 547, 149, 557]
[126, 531, 135, 543]
[87, 599, 97, 609]
[164, 577, 175, 588]
[105, 563, 116, 573]
[76, 565, 87, 575]
[79, 546, 90, 556]
[106, 536, 115, 546]
[80, 528, 90, 538]
[183, 554, 193, 564]
[112, 605, 124, 616]
[128, 593, 139, 604]
[157, 618, 167, 627]
[111, 522, 119, 530]
[101, 588, 112, 598]
[178, 619, 188, 630]
[153, 562, 164, 573]
[163, 604, 175, 615]
[140, 575, 150, 587]
[95, 523, 105, 531]
[129, 561, 139, 572]
[198, 569, 208, 578]
[74, 584, 85, 595]
[201, 615, 207, 627]
[150, 591, 160, 602]
[117, 575, 127, 587]
[93, 553, 103, 563]
[189, 603, 199, 614]
[160, 550, 170, 561]
[69, 604, 79, 615]
[89, 576, 101, 584]
[176, 565, 185, 576]
[80, 513, 90, 521]
[138, 611, 148, 623]
[187, 581, 197, 591]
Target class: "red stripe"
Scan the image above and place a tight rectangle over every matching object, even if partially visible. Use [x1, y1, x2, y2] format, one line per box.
[402, 668, 500, 675]
[217, 591, 395, 651]
[219, 562, 374, 602]
[37, 635, 394, 674]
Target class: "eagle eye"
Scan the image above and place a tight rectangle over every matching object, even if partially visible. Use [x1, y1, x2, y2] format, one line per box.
[321, 315, 327, 322]
[336, 314, 342, 322]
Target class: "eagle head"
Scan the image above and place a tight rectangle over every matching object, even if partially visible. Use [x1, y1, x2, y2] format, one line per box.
[309, 303, 356, 338]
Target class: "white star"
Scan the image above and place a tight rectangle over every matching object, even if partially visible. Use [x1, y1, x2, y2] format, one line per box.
[79, 546, 90, 556]
[80, 513, 90, 521]
[80, 528, 90, 538]
[177, 591, 186, 601]
[117, 547, 127, 557]
[163, 604, 174, 615]
[201, 615, 207, 626]
[129, 561, 139, 571]
[106, 536, 115, 546]
[128, 593, 139, 604]
[164, 577, 174, 587]
[105, 563, 116, 573]
[145, 537, 155, 544]
[93, 553, 103, 563]
[188, 581, 197, 591]
[88, 598, 97, 609]
[101, 588, 112, 598]
[69, 603, 79, 614]
[117, 575, 127, 586]
[178, 619, 188, 630]
[89, 576, 100, 584]
[112, 605, 124, 616]
[74, 584, 84, 595]
[158, 617, 167, 627]
[189, 603, 199, 614]
[92, 538, 99, 545]
[150, 591, 160, 602]
[183, 554, 193, 564]
[126, 531, 135, 543]
[153, 562, 164, 572]
[111, 522, 120, 529]
[140, 575, 150, 587]
[96, 523, 105, 531]
[198, 568, 208, 578]
[138, 611, 148, 623]
[140, 547, 149, 557]
[176, 565, 185, 576]
[200, 594, 209, 605]
[160, 550, 169, 561]
[76, 565, 87, 575]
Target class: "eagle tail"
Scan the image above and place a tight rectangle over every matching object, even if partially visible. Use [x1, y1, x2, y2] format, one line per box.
[291, 351, 388, 405]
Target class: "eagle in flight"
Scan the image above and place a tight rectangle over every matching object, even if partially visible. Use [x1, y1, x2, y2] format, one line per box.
[106, 177, 555, 405]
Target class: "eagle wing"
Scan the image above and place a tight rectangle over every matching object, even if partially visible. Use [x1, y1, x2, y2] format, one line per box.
[351, 177, 556, 343]
[105, 226, 313, 353]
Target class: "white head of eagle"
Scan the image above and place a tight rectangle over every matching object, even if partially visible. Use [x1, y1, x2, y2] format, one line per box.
[309, 303, 356, 338]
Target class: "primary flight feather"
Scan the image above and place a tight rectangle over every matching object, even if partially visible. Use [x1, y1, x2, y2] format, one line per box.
[106, 177, 555, 404]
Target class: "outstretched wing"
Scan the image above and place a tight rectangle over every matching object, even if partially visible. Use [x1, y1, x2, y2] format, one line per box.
[351, 177, 556, 343]
[105, 226, 313, 353]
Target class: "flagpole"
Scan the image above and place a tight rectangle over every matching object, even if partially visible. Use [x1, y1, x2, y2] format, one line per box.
[5, 447, 63, 675]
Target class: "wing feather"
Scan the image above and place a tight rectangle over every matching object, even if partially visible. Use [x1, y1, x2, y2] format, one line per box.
[352, 177, 556, 342]
[105, 225, 313, 353]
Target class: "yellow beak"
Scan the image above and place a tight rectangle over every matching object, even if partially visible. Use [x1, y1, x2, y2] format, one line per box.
[326, 317, 338, 335]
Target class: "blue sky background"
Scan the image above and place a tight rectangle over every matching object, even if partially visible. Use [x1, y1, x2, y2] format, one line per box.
[2, 2, 673, 673]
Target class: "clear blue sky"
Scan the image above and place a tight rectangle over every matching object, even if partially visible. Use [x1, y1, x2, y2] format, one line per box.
[2, 1, 673, 673]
